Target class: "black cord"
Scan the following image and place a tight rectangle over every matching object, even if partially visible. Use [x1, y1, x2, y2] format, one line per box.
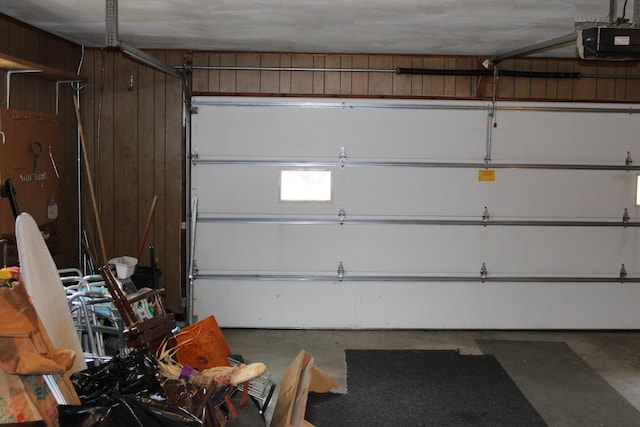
[617, 0, 629, 23]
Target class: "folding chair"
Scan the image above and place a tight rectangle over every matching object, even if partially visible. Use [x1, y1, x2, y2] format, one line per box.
[61, 269, 126, 362]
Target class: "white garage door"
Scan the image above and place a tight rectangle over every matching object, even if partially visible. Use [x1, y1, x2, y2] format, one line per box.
[190, 96, 640, 329]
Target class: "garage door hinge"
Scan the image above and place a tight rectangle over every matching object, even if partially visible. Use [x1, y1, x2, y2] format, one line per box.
[191, 146, 199, 160]
[190, 106, 199, 114]
[620, 264, 627, 282]
[623, 208, 630, 226]
[338, 207, 346, 225]
[625, 151, 632, 170]
[339, 147, 347, 166]
[480, 262, 488, 281]
[482, 206, 490, 224]
[337, 261, 345, 279]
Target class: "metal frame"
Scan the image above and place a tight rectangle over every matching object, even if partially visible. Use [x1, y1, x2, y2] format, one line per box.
[197, 215, 640, 228]
[188, 96, 640, 323]
[193, 158, 640, 172]
[191, 97, 640, 114]
[5, 71, 83, 111]
[105, 0, 118, 48]
[485, 33, 578, 67]
[119, 41, 186, 87]
[195, 272, 640, 284]
[6, 70, 41, 108]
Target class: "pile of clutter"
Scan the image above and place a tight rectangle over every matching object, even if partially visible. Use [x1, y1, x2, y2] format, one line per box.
[0, 213, 338, 427]
[0, 263, 270, 427]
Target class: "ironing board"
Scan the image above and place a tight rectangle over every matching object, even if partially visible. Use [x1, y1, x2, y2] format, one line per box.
[15, 212, 87, 375]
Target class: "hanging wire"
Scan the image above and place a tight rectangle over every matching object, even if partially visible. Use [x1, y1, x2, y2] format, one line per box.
[96, 49, 105, 213]
[71, 45, 85, 91]
[618, 0, 630, 22]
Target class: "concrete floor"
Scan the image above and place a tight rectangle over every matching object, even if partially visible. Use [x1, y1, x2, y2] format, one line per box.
[223, 329, 640, 426]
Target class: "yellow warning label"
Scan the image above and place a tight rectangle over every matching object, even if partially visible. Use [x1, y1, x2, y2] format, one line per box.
[478, 169, 495, 181]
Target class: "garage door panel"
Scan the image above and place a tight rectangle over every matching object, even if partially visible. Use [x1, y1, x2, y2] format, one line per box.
[192, 99, 638, 164]
[195, 223, 637, 275]
[194, 280, 640, 329]
[339, 168, 635, 219]
[192, 98, 487, 161]
[194, 165, 636, 220]
[491, 107, 640, 163]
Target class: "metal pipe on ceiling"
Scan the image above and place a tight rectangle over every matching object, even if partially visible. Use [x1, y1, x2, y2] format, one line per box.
[484, 32, 578, 67]
[190, 66, 394, 73]
[120, 41, 185, 82]
[187, 65, 579, 79]
[396, 68, 580, 79]
[186, 64, 640, 80]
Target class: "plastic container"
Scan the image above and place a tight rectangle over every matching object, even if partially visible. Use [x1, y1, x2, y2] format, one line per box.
[108, 256, 138, 279]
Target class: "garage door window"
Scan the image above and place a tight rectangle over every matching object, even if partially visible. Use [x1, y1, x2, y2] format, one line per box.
[280, 169, 333, 202]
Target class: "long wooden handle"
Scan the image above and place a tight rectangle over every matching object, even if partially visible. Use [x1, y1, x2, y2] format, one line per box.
[73, 95, 108, 265]
[137, 195, 159, 262]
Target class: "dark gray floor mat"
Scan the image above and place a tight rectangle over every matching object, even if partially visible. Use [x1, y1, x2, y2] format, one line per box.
[477, 340, 640, 427]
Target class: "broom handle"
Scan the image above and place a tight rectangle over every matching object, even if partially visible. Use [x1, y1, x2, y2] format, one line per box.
[73, 95, 108, 266]
[137, 195, 159, 262]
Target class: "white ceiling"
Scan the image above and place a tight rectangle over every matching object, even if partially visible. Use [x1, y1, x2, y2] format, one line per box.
[0, 1, 623, 58]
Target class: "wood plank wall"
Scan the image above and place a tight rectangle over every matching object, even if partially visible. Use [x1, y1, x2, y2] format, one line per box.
[190, 52, 640, 101]
[80, 49, 185, 312]
[0, 14, 82, 269]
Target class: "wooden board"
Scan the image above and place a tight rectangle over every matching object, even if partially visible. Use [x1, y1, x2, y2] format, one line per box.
[271, 350, 313, 427]
[271, 350, 339, 427]
[0, 108, 60, 264]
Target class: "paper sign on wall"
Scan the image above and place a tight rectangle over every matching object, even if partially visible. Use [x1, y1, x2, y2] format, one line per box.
[478, 169, 495, 181]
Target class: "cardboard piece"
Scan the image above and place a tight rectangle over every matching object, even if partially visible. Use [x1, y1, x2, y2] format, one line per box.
[0, 281, 80, 426]
[270, 350, 339, 427]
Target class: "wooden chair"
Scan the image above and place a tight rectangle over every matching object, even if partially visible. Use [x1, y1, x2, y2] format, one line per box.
[98, 265, 175, 352]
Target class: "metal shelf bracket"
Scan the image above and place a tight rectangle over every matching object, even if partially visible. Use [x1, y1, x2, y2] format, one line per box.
[6, 70, 41, 108]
